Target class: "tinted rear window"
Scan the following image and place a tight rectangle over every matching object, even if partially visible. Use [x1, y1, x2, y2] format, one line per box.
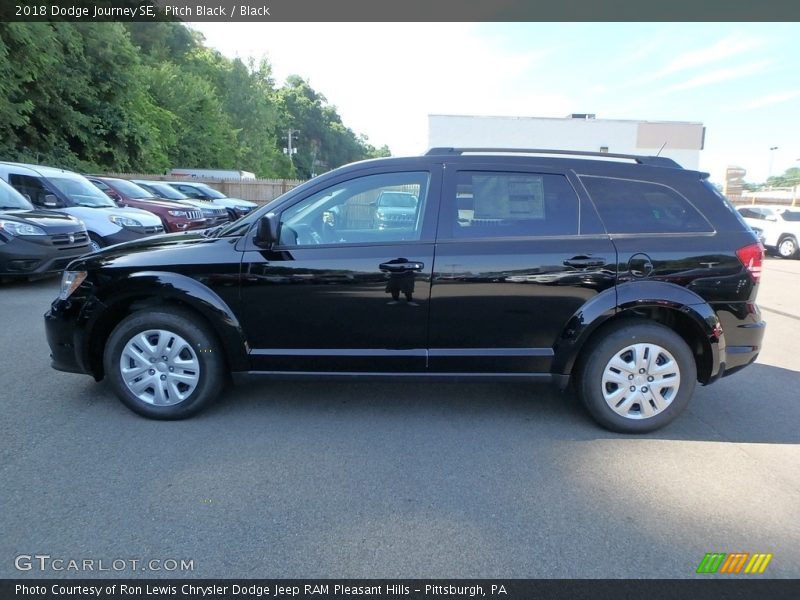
[582, 176, 713, 234]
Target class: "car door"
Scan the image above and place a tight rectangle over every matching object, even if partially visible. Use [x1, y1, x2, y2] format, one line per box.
[428, 161, 617, 374]
[239, 164, 441, 372]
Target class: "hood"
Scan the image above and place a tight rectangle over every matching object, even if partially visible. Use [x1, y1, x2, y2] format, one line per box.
[126, 197, 205, 211]
[62, 206, 163, 226]
[172, 199, 228, 213]
[76, 230, 230, 270]
[0, 208, 85, 232]
[210, 197, 258, 209]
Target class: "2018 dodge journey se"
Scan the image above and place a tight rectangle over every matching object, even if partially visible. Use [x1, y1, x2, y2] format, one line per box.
[44, 149, 766, 432]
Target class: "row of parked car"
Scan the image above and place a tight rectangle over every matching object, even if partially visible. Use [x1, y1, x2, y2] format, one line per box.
[0, 161, 258, 278]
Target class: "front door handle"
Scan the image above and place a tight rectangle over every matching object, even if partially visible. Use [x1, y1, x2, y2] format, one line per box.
[564, 256, 606, 268]
[379, 260, 424, 272]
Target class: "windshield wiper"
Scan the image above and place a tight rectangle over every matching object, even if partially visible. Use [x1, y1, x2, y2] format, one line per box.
[202, 225, 225, 238]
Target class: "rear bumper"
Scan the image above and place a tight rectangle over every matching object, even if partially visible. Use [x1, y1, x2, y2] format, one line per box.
[712, 303, 766, 381]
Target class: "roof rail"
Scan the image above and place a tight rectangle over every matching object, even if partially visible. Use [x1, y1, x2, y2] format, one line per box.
[425, 147, 682, 168]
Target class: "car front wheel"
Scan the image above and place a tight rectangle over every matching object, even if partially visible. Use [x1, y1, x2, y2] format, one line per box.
[104, 308, 225, 419]
[577, 321, 697, 433]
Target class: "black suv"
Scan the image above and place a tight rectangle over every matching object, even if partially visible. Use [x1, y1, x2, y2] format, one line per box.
[44, 149, 765, 432]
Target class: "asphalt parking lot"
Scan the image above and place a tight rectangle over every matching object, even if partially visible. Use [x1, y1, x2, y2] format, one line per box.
[1, 259, 798, 579]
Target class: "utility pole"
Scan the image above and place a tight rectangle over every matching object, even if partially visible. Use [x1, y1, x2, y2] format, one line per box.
[283, 129, 300, 162]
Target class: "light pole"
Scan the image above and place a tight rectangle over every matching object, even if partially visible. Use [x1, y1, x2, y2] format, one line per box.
[768, 146, 778, 186]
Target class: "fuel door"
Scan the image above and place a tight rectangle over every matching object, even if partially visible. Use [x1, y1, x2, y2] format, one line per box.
[628, 253, 654, 278]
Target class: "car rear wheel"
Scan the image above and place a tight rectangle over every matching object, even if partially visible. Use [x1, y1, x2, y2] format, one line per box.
[577, 321, 696, 433]
[104, 308, 224, 419]
[777, 235, 798, 259]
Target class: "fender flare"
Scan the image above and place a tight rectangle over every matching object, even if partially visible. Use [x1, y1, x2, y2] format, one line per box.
[84, 271, 250, 375]
[552, 280, 724, 382]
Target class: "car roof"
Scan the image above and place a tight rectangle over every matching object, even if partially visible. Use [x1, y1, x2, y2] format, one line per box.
[0, 161, 87, 179]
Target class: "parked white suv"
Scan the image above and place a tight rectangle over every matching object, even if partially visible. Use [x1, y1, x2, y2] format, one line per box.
[737, 204, 800, 258]
[0, 163, 164, 252]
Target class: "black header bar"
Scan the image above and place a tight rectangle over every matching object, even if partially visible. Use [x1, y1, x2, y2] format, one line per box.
[2, 0, 800, 22]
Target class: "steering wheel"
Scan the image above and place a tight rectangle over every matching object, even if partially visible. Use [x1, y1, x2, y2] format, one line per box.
[292, 223, 323, 245]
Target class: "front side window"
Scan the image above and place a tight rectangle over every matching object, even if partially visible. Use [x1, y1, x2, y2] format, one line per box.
[446, 172, 579, 239]
[582, 176, 713, 234]
[780, 210, 800, 222]
[278, 172, 429, 246]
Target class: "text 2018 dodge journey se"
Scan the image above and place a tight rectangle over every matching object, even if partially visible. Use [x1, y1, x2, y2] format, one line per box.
[44, 149, 766, 433]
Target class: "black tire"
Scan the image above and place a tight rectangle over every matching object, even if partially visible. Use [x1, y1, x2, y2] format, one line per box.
[88, 233, 105, 253]
[777, 235, 798, 259]
[576, 321, 697, 433]
[103, 308, 225, 419]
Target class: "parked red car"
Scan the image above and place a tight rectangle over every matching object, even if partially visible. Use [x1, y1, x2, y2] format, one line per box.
[87, 177, 207, 233]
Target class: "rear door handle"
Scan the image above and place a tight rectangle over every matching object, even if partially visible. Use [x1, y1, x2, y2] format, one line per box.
[563, 256, 606, 268]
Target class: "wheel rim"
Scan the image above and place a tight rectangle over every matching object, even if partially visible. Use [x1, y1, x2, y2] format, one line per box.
[119, 329, 200, 406]
[779, 238, 796, 257]
[601, 343, 681, 420]
[89, 240, 101, 253]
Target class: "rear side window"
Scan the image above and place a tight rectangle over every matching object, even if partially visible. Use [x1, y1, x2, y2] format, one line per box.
[582, 176, 713, 234]
[447, 172, 579, 239]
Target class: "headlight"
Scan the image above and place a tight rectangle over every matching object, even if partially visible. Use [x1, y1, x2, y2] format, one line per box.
[59, 270, 87, 300]
[109, 215, 142, 227]
[168, 210, 189, 217]
[376, 210, 385, 219]
[0, 219, 47, 236]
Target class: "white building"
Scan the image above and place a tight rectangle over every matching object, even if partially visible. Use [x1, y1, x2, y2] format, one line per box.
[428, 114, 705, 170]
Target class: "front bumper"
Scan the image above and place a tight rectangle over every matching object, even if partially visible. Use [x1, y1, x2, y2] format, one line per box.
[102, 225, 164, 246]
[0, 236, 90, 276]
[45, 298, 88, 375]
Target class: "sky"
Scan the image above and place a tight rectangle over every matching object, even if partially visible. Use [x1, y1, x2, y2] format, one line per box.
[192, 22, 800, 184]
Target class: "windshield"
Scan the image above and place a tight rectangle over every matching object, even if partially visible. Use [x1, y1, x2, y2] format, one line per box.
[186, 183, 227, 200]
[0, 179, 34, 210]
[192, 183, 226, 199]
[780, 210, 800, 222]
[109, 179, 155, 199]
[378, 193, 417, 208]
[137, 182, 188, 200]
[49, 177, 115, 207]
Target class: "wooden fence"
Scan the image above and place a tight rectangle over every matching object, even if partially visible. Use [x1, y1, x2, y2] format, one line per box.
[103, 173, 304, 205]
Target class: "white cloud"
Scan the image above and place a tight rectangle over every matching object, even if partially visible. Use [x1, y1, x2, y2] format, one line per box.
[736, 90, 800, 110]
[658, 59, 771, 95]
[645, 35, 764, 82]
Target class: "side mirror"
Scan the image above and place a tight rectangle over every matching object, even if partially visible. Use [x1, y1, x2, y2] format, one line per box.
[43, 194, 61, 208]
[254, 213, 280, 247]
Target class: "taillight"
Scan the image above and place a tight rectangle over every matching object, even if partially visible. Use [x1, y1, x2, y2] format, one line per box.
[736, 243, 764, 283]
